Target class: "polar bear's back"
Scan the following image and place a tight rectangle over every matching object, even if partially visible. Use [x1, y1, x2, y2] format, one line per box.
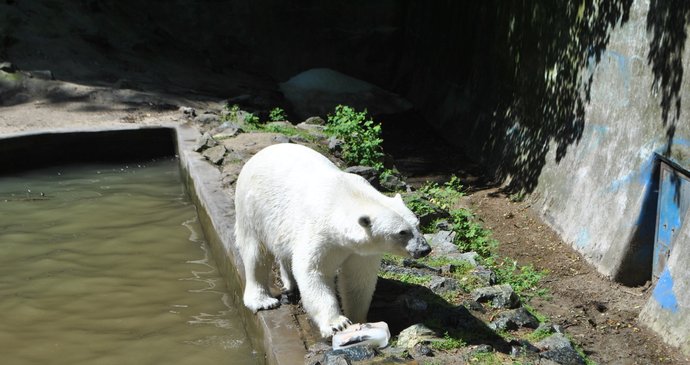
[241, 143, 338, 177]
[236, 144, 341, 197]
[235, 143, 353, 255]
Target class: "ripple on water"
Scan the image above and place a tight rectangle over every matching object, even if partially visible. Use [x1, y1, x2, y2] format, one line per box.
[0, 159, 260, 365]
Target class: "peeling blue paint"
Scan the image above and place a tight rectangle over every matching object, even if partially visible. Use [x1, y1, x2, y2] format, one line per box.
[607, 155, 655, 193]
[581, 124, 609, 151]
[653, 268, 679, 313]
[576, 228, 590, 248]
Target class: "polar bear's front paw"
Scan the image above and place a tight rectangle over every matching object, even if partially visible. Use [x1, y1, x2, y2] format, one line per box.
[244, 294, 280, 313]
[319, 315, 352, 337]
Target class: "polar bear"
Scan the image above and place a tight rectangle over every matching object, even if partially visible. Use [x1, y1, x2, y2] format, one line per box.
[234, 143, 431, 337]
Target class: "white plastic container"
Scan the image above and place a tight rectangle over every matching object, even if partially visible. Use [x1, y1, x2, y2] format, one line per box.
[332, 322, 391, 350]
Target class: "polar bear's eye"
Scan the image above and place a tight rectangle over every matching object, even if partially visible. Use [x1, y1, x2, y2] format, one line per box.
[398, 230, 410, 236]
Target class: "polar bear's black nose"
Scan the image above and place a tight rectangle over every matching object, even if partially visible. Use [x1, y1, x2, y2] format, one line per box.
[414, 245, 432, 259]
[409, 239, 432, 259]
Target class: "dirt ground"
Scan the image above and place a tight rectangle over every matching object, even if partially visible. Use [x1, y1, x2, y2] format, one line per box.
[467, 188, 689, 365]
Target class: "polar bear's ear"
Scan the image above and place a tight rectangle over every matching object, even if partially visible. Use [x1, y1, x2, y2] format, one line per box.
[394, 193, 403, 201]
[358, 215, 372, 228]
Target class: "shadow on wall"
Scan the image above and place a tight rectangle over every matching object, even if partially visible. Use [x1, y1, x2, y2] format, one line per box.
[647, 0, 690, 156]
[395, 1, 634, 194]
[478, 1, 633, 194]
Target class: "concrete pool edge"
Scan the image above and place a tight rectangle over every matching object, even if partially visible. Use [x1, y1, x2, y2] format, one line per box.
[174, 124, 308, 365]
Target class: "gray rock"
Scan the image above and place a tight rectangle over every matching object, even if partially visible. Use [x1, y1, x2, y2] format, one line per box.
[195, 112, 220, 124]
[327, 136, 343, 152]
[471, 265, 497, 286]
[397, 323, 437, 349]
[193, 132, 218, 152]
[425, 231, 458, 255]
[489, 307, 540, 331]
[379, 173, 408, 192]
[463, 300, 486, 313]
[536, 334, 586, 365]
[212, 121, 243, 138]
[202, 145, 227, 165]
[471, 284, 520, 309]
[323, 354, 350, 365]
[288, 135, 310, 143]
[411, 342, 433, 357]
[425, 231, 480, 266]
[344, 166, 378, 185]
[510, 339, 540, 358]
[0, 61, 17, 73]
[297, 121, 326, 132]
[457, 251, 479, 266]
[304, 116, 326, 125]
[272, 135, 290, 144]
[325, 346, 376, 362]
[179, 106, 196, 118]
[428, 276, 459, 294]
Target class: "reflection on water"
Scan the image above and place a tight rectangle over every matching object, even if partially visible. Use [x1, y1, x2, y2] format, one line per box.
[0, 159, 260, 365]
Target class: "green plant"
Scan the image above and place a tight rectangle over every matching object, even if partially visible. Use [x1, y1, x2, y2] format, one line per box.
[449, 209, 497, 258]
[429, 332, 466, 351]
[223, 103, 241, 123]
[509, 191, 526, 202]
[527, 327, 553, 342]
[269, 107, 287, 121]
[493, 259, 548, 298]
[523, 303, 549, 323]
[404, 194, 443, 224]
[468, 351, 503, 364]
[244, 112, 260, 126]
[325, 105, 384, 170]
[381, 253, 404, 266]
[378, 271, 432, 286]
[418, 176, 465, 211]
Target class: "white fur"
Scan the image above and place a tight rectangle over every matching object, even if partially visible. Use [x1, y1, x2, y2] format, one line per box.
[234, 143, 429, 337]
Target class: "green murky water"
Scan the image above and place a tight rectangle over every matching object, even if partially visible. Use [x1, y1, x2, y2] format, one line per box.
[0, 159, 260, 365]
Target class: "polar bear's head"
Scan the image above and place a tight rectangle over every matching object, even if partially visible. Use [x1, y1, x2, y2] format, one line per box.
[356, 194, 431, 259]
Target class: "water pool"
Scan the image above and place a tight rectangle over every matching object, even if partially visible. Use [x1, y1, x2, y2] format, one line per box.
[0, 158, 261, 364]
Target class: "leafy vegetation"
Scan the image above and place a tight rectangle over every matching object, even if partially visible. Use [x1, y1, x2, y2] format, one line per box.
[325, 105, 384, 171]
[418, 176, 464, 211]
[269, 107, 287, 121]
[429, 332, 467, 351]
[492, 260, 548, 298]
[378, 271, 433, 286]
[222, 103, 260, 127]
[404, 175, 548, 298]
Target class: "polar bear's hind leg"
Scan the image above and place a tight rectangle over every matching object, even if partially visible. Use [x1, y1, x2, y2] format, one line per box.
[236, 226, 279, 312]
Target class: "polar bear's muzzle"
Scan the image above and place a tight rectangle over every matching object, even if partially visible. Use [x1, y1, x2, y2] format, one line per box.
[406, 236, 432, 259]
